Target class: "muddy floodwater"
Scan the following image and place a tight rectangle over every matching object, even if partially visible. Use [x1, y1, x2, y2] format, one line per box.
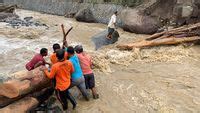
[0, 9, 200, 113]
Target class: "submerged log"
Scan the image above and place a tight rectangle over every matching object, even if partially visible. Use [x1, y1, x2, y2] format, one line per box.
[0, 67, 50, 98]
[117, 36, 200, 49]
[0, 97, 39, 113]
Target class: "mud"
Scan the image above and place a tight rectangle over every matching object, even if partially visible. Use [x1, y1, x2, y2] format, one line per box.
[0, 9, 200, 112]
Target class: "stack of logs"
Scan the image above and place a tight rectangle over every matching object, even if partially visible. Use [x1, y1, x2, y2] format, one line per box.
[117, 22, 200, 50]
[0, 67, 51, 113]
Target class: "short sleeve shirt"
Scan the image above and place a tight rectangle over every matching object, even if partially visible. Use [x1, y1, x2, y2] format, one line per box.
[26, 54, 45, 71]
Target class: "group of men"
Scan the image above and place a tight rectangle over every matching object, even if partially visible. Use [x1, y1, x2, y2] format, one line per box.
[24, 11, 118, 111]
[25, 44, 99, 111]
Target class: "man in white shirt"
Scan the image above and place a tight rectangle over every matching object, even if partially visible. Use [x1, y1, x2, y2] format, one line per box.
[107, 11, 118, 39]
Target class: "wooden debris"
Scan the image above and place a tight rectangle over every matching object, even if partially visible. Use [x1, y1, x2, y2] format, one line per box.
[117, 22, 200, 50]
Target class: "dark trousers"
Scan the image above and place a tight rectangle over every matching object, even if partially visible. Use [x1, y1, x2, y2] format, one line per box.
[56, 89, 77, 110]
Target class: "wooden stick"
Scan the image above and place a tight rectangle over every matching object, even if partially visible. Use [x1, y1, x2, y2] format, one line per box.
[61, 24, 73, 48]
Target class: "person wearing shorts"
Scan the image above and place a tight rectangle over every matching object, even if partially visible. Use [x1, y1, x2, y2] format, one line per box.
[75, 45, 99, 99]
[67, 46, 90, 101]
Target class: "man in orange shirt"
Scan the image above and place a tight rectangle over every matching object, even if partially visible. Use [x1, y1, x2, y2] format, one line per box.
[50, 43, 68, 65]
[41, 49, 76, 110]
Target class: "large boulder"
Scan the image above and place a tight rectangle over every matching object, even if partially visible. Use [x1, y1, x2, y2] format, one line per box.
[92, 30, 119, 50]
[173, 4, 200, 26]
[120, 9, 160, 34]
[75, 7, 96, 23]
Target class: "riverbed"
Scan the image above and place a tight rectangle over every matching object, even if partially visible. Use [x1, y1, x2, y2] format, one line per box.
[0, 9, 200, 113]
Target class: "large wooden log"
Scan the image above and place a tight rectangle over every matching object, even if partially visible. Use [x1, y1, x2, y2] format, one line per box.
[0, 97, 39, 113]
[0, 87, 53, 113]
[0, 67, 50, 98]
[117, 36, 200, 49]
[0, 86, 54, 109]
[145, 22, 200, 41]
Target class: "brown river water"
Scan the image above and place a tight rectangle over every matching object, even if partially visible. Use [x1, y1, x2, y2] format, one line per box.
[0, 9, 200, 113]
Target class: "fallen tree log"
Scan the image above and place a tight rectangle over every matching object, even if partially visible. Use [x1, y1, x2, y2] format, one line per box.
[0, 66, 50, 98]
[0, 86, 54, 109]
[0, 97, 39, 113]
[145, 22, 200, 41]
[0, 87, 53, 113]
[117, 36, 200, 50]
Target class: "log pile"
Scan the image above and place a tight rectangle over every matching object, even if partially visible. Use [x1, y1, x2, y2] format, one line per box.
[117, 22, 200, 50]
[0, 66, 52, 112]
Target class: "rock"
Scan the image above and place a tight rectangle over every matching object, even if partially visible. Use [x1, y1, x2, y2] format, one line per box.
[173, 4, 200, 26]
[120, 9, 160, 34]
[75, 8, 96, 23]
[24, 16, 33, 21]
[0, 12, 18, 22]
[1, 15, 48, 28]
[92, 30, 119, 50]
[182, 5, 193, 18]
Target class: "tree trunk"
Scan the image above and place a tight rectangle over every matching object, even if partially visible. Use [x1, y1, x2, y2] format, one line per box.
[117, 36, 200, 49]
[0, 67, 50, 98]
[0, 86, 54, 109]
[145, 22, 200, 41]
[0, 97, 39, 113]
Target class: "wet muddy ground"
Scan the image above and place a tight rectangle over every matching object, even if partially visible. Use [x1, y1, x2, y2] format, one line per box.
[0, 9, 200, 113]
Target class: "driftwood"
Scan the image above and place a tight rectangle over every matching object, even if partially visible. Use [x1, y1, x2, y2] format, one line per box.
[145, 22, 200, 41]
[117, 22, 200, 50]
[117, 36, 200, 49]
[0, 67, 50, 99]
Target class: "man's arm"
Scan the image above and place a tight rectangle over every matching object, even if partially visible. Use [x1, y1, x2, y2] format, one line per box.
[45, 61, 51, 66]
[41, 66, 56, 79]
[69, 62, 74, 74]
[34, 61, 43, 69]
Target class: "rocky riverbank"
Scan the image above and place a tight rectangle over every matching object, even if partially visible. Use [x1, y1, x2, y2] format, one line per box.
[0, 9, 200, 112]
[2, 0, 200, 34]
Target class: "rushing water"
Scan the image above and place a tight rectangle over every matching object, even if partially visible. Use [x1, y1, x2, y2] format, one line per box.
[0, 9, 200, 112]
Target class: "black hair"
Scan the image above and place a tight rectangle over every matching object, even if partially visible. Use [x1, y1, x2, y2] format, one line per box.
[53, 43, 61, 51]
[67, 46, 75, 54]
[114, 11, 118, 15]
[40, 48, 48, 54]
[74, 45, 83, 54]
[56, 49, 65, 60]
